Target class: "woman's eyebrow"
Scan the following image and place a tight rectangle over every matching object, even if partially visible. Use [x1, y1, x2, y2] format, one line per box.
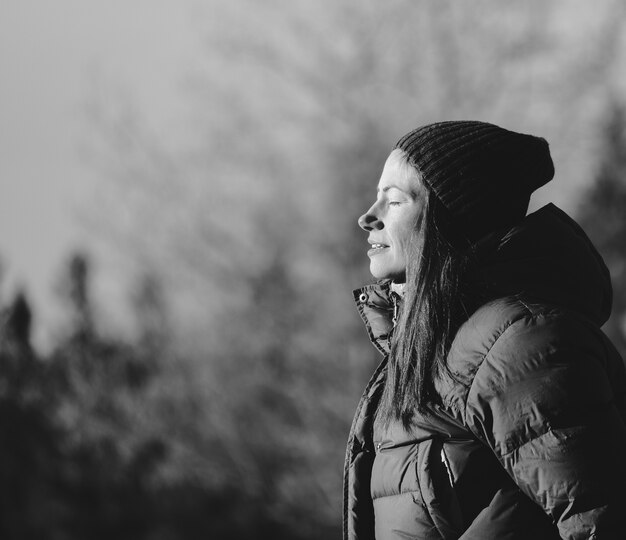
[377, 185, 419, 199]
[377, 184, 405, 194]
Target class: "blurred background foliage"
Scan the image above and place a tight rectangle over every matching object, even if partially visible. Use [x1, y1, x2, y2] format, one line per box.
[2, 0, 626, 538]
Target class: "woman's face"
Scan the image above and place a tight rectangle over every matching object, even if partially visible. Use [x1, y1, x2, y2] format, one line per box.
[358, 149, 426, 282]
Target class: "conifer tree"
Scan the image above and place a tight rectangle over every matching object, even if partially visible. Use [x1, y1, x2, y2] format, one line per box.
[578, 103, 626, 361]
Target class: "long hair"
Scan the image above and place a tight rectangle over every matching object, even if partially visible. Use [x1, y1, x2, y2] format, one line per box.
[377, 159, 477, 428]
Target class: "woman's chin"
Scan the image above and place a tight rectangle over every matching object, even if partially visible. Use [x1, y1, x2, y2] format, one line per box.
[369, 264, 405, 282]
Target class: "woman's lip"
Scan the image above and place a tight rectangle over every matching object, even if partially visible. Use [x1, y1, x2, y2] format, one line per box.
[367, 246, 389, 256]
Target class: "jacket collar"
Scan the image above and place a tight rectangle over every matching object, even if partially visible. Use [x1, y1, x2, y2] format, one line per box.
[353, 280, 398, 356]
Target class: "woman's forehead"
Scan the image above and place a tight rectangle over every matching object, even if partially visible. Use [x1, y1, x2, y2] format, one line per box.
[378, 149, 422, 192]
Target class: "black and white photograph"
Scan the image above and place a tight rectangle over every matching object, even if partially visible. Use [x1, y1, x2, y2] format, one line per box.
[1, 1, 626, 538]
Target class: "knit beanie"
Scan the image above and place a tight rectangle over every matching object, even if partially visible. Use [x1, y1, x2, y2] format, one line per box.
[394, 120, 555, 244]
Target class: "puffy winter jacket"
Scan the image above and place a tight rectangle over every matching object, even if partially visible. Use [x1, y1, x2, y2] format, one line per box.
[344, 204, 626, 540]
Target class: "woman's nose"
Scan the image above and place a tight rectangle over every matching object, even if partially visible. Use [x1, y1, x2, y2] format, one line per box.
[358, 210, 383, 231]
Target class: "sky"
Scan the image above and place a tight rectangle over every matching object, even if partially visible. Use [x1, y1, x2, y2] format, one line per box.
[0, 0, 203, 348]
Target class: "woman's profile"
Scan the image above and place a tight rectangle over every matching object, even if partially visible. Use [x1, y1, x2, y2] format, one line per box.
[344, 121, 626, 539]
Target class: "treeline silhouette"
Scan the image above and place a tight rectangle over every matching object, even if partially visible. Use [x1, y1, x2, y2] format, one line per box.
[0, 254, 335, 540]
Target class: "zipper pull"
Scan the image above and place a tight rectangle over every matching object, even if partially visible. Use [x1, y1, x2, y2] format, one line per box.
[391, 292, 399, 326]
[441, 447, 454, 486]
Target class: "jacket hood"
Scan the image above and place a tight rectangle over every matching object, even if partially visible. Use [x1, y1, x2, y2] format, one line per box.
[476, 203, 612, 326]
[354, 204, 613, 351]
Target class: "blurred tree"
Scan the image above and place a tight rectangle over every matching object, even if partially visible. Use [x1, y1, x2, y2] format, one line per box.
[6, 292, 32, 349]
[46, 251, 169, 538]
[132, 272, 170, 352]
[0, 288, 69, 538]
[57, 252, 95, 343]
[578, 102, 626, 360]
[0, 291, 36, 397]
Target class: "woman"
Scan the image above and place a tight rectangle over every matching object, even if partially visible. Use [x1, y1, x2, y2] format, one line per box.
[344, 121, 626, 539]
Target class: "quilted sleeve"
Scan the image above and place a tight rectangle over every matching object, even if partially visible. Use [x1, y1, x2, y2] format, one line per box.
[464, 310, 626, 539]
